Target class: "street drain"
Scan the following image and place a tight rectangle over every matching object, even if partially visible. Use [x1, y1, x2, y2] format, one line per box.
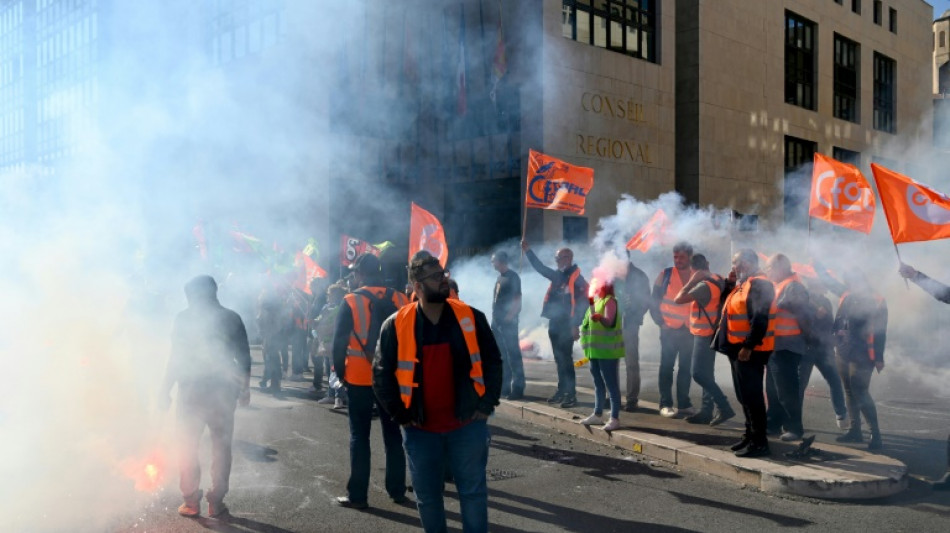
[487, 468, 521, 481]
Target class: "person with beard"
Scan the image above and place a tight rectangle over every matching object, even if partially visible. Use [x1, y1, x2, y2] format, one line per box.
[160, 276, 251, 519]
[521, 240, 589, 408]
[713, 249, 776, 458]
[374, 253, 503, 533]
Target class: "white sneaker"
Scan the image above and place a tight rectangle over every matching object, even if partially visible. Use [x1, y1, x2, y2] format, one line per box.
[780, 431, 803, 442]
[836, 416, 850, 430]
[659, 407, 678, 418]
[603, 418, 620, 431]
[677, 407, 696, 418]
[580, 414, 604, 426]
[332, 398, 345, 409]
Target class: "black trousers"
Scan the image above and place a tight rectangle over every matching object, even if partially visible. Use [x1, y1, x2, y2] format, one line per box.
[730, 351, 771, 446]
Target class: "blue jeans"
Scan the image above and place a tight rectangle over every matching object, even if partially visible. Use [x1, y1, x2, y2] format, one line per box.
[345, 385, 406, 504]
[766, 350, 804, 435]
[404, 420, 489, 533]
[800, 345, 847, 419]
[493, 321, 525, 397]
[549, 321, 576, 397]
[589, 359, 621, 419]
[659, 327, 693, 409]
[690, 335, 730, 414]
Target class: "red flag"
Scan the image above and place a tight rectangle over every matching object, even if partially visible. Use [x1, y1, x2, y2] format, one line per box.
[625, 209, 669, 252]
[809, 153, 875, 234]
[525, 149, 594, 214]
[294, 252, 327, 294]
[409, 202, 448, 267]
[340, 235, 381, 267]
[871, 164, 950, 244]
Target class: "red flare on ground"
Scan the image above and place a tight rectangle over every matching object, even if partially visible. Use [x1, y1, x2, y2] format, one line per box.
[121, 450, 167, 492]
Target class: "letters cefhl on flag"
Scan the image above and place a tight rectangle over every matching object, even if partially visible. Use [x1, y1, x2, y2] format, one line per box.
[409, 202, 449, 268]
[340, 235, 381, 267]
[871, 163, 950, 244]
[809, 153, 875, 234]
[625, 209, 669, 252]
[525, 149, 594, 215]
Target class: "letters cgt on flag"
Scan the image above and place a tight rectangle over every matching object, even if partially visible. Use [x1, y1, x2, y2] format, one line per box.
[525, 149, 594, 215]
[341, 235, 381, 267]
[809, 153, 875, 234]
[625, 209, 669, 252]
[410, 202, 449, 267]
[871, 164, 950, 244]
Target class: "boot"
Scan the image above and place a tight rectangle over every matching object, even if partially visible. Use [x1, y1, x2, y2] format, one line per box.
[836, 428, 864, 443]
[867, 429, 883, 451]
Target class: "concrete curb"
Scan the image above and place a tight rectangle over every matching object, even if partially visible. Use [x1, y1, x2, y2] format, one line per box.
[495, 400, 908, 500]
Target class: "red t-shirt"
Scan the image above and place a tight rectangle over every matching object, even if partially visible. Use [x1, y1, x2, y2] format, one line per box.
[419, 342, 467, 433]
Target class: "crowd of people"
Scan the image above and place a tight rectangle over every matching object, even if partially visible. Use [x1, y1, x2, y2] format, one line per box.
[163, 240, 950, 530]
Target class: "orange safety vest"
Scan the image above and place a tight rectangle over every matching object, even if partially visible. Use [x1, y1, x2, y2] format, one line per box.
[393, 300, 486, 409]
[544, 268, 580, 318]
[343, 287, 410, 386]
[660, 267, 692, 329]
[724, 275, 776, 351]
[838, 291, 886, 362]
[689, 276, 722, 337]
[773, 274, 803, 338]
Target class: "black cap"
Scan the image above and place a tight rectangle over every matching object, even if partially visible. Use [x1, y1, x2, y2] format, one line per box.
[350, 253, 381, 274]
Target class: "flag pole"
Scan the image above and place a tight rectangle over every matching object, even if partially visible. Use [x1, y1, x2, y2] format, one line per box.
[870, 169, 909, 289]
[892, 243, 910, 289]
[519, 205, 528, 273]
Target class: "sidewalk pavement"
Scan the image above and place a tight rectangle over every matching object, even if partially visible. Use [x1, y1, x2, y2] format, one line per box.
[495, 380, 907, 501]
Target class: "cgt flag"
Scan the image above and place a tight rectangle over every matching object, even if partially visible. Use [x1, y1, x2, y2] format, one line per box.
[871, 164, 950, 244]
[341, 235, 381, 267]
[409, 202, 449, 267]
[809, 153, 875, 234]
[625, 209, 669, 252]
[525, 149, 594, 214]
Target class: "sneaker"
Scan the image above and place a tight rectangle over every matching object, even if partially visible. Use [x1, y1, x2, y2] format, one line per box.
[207, 500, 229, 519]
[335, 496, 368, 510]
[580, 413, 604, 426]
[677, 407, 696, 419]
[602, 418, 620, 431]
[659, 407, 677, 418]
[685, 411, 713, 424]
[547, 392, 565, 404]
[836, 415, 851, 430]
[836, 429, 864, 443]
[178, 501, 200, 517]
[317, 396, 335, 405]
[332, 398, 345, 409]
[559, 396, 578, 408]
[710, 406, 736, 426]
[734, 443, 770, 458]
[780, 431, 802, 442]
[624, 401, 638, 412]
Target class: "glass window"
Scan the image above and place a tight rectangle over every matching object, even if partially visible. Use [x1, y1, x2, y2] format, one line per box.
[889, 8, 896, 34]
[833, 33, 859, 123]
[561, 0, 657, 63]
[852, 0, 861, 14]
[785, 11, 816, 111]
[873, 52, 895, 133]
[833, 147, 860, 166]
[873, 1, 882, 25]
[784, 135, 817, 227]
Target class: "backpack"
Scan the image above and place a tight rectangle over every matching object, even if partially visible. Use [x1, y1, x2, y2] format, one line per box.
[353, 288, 400, 357]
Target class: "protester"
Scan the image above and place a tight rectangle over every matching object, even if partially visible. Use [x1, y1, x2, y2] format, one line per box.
[714, 249, 776, 458]
[579, 279, 624, 431]
[673, 254, 735, 426]
[160, 275, 251, 518]
[311, 282, 346, 399]
[618, 251, 651, 411]
[374, 253, 503, 533]
[521, 240, 589, 408]
[288, 288, 310, 380]
[491, 250, 524, 400]
[799, 278, 850, 429]
[257, 286, 285, 393]
[650, 241, 695, 418]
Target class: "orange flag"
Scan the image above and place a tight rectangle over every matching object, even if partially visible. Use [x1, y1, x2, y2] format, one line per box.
[809, 153, 875, 234]
[525, 149, 594, 214]
[409, 202, 449, 267]
[625, 209, 669, 252]
[871, 164, 950, 244]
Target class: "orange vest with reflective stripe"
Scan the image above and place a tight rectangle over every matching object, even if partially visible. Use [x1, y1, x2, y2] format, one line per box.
[660, 268, 692, 329]
[343, 287, 410, 386]
[724, 275, 776, 351]
[773, 275, 803, 338]
[689, 276, 722, 337]
[393, 300, 486, 409]
[544, 268, 580, 318]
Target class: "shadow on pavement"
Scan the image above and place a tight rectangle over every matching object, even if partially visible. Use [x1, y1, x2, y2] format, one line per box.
[194, 515, 295, 533]
[234, 440, 278, 463]
[667, 490, 813, 527]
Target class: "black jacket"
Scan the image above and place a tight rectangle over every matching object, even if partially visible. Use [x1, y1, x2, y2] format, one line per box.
[714, 274, 775, 358]
[373, 303, 503, 426]
[524, 249, 589, 327]
[620, 262, 651, 327]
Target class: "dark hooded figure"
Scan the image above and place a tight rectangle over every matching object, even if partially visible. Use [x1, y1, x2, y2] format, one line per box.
[160, 275, 251, 519]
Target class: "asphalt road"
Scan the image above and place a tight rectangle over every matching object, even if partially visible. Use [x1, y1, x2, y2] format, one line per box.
[107, 350, 950, 533]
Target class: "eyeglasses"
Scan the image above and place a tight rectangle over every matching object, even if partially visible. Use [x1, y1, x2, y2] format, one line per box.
[418, 270, 450, 283]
